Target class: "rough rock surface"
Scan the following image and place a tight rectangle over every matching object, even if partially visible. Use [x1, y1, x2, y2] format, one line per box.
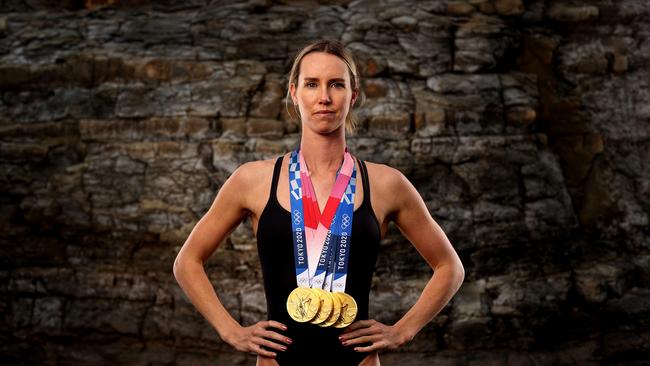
[1, 0, 648, 365]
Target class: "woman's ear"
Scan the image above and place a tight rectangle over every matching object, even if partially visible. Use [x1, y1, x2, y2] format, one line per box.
[290, 83, 297, 104]
[350, 88, 359, 107]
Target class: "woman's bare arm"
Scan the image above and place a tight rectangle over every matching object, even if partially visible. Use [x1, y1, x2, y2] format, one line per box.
[173, 163, 253, 339]
[340, 165, 464, 351]
[389, 167, 465, 341]
[173, 162, 291, 357]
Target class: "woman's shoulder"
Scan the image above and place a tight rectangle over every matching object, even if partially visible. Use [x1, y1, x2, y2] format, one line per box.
[231, 153, 290, 185]
[224, 155, 288, 212]
[234, 158, 271, 178]
[362, 160, 417, 215]
[237, 158, 274, 173]
[362, 160, 405, 185]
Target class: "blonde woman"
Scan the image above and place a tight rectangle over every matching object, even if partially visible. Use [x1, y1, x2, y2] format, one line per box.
[173, 39, 464, 366]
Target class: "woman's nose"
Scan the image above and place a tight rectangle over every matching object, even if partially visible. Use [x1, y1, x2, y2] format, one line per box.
[319, 87, 331, 104]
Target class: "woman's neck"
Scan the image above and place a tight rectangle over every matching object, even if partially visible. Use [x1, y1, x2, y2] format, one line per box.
[299, 127, 346, 179]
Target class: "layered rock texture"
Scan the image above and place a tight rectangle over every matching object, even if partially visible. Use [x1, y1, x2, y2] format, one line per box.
[1, 0, 648, 365]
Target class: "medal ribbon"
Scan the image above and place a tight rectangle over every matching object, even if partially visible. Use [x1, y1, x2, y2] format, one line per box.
[289, 147, 356, 291]
[324, 166, 356, 292]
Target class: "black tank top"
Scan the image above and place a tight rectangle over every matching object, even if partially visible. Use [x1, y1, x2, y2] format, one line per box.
[256, 154, 381, 366]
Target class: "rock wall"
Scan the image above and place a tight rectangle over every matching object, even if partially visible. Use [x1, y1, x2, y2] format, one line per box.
[1, 0, 648, 365]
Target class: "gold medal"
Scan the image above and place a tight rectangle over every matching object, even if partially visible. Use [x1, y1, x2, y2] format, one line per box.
[319, 290, 342, 327]
[310, 288, 334, 324]
[286, 287, 320, 322]
[332, 292, 358, 328]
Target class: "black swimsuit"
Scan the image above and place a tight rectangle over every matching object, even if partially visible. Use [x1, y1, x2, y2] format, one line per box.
[256, 154, 382, 366]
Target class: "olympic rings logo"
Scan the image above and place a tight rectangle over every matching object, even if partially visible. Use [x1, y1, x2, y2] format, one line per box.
[341, 214, 351, 229]
[293, 210, 302, 225]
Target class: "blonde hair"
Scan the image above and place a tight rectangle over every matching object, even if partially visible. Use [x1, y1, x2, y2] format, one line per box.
[285, 39, 363, 134]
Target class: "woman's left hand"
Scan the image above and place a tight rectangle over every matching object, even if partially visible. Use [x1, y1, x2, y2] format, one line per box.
[339, 319, 412, 352]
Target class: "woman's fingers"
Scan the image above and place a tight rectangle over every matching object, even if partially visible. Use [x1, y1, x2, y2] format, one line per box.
[340, 319, 406, 352]
[343, 334, 380, 346]
[228, 321, 292, 358]
[250, 321, 291, 354]
[264, 320, 288, 331]
[258, 328, 292, 345]
[255, 337, 288, 352]
[353, 342, 383, 353]
[254, 343, 277, 358]
[340, 327, 375, 340]
[343, 319, 373, 333]
[254, 321, 292, 346]
[340, 325, 377, 340]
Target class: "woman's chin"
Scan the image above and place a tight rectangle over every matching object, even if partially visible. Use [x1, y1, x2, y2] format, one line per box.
[305, 121, 345, 135]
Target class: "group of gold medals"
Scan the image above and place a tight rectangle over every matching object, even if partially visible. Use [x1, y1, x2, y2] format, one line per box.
[285, 149, 358, 328]
[286, 287, 357, 327]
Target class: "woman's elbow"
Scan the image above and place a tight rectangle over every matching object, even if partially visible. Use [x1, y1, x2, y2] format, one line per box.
[173, 254, 184, 280]
[453, 257, 465, 289]
[457, 262, 465, 283]
[173, 248, 204, 280]
[173, 250, 192, 280]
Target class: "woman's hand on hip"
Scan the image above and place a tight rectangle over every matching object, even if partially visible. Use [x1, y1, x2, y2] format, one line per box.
[339, 319, 412, 352]
[224, 320, 292, 358]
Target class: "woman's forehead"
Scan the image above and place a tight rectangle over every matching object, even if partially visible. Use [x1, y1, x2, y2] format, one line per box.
[299, 52, 350, 80]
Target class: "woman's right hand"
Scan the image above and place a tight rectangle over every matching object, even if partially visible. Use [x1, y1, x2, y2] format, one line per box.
[224, 320, 292, 358]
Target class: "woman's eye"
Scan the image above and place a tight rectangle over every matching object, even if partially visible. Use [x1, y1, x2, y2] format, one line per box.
[332, 82, 345, 88]
[306, 82, 317, 88]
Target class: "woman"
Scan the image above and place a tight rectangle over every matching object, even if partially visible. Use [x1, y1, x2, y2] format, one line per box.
[173, 40, 465, 366]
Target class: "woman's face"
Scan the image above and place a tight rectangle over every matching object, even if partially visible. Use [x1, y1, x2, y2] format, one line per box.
[290, 52, 357, 134]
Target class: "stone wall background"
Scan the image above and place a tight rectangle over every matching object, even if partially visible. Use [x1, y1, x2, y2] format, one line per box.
[1, 0, 648, 365]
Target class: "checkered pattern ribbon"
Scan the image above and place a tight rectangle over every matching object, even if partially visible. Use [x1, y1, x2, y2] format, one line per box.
[289, 147, 356, 292]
